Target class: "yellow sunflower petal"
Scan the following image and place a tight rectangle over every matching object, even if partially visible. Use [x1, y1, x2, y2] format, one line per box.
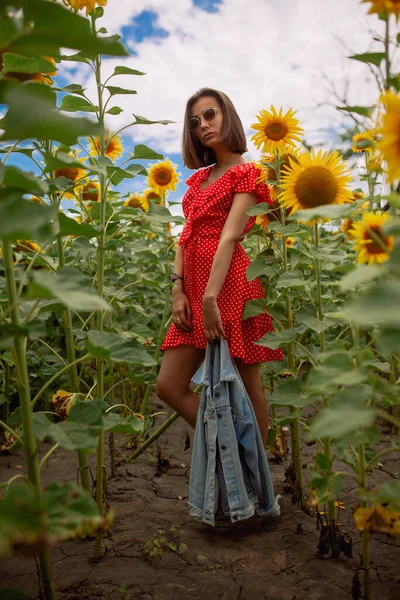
[88, 130, 124, 162]
[351, 211, 394, 265]
[279, 149, 353, 214]
[378, 91, 400, 182]
[361, 0, 400, 20]
[251, 106, 304, 155]
[147, 158, 179, 194]
[63, 0, 107, 14]
[352, 131, 376, 153]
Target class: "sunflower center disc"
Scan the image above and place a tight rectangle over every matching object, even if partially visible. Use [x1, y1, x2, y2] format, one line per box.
[55, 168, 79, 182]
[294, 166, 338, 208]
[364, 226, 388, 254]
[82, 185, 99, 202]
[155, 168, 172, 185]
[128, 196, 141, 208]
[264, 121, 288, 141]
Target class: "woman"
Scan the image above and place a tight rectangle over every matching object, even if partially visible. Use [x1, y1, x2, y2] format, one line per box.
[156, 87, 284, 448]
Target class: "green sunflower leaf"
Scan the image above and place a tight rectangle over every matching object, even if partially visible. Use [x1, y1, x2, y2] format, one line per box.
[106, 106, 124, 115]
[59, 95, 97, 112]
[348, 52, 386, 67]
[105, 86, 137, 97]
[1, 53, 55, 75]
[306, 406, 376, 441]
[336, 105, 376, 117]
[58, 213, 100, 238]
[288, 204, 355, 221]
[0, 198, 57, 240]
[86, 331, 157, 366]
[27, 267, 109, 312]
[129, 145, 164, 160]
[112, 66, 146, 76]
[132, 114, 174, 126]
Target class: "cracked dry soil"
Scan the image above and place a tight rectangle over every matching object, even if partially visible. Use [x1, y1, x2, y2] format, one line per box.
[0, 396, 399, 600]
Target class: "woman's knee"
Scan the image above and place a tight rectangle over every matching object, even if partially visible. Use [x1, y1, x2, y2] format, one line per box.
[155, 375, 172, 402]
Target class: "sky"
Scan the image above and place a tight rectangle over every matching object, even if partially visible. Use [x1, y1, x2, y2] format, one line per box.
[6, 0, 386, 219]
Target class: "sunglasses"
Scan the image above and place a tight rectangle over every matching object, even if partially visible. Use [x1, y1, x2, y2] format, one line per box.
[189, 107, 218, 131]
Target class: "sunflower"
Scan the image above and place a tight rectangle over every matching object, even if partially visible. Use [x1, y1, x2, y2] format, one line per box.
[378, 91, 400, 182]
[257, 151, 299, 200]
[353, 503, 400, 535]
[352, 211, 394, 264]
[251, 106, 303, 155]
[14, 240, 41, 253]
[342, 218, 356, 238]
[54, 149, 87, 199]
[142, 188, 162, 204]
[352, 190, 366, 201]
[88, 130, 124, 162]
[286, 237, 295, 247]
[62, 0, 107, 15]
[279, 149, 353, 214]
[29, 195, 45, 204]
[361, 0, 400, 20]
[124, 193, 149, 213]
[147, 158, 179, 194]
[366, 149, 384, 173]
[256, 214, 271, 229]
[0, 53, 57, 85]
[81, 181, 101, 203]
[352, 131, 376, 153]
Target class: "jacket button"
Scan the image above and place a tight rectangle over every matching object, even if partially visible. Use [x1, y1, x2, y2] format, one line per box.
[217, 413, 222, 419]
[221, 445, 226, 450]
[215, 391, 220, 397]
[233, 514, 238, 520]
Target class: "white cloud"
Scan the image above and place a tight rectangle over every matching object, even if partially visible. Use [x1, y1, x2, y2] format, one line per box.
[60, 0, 382, 160]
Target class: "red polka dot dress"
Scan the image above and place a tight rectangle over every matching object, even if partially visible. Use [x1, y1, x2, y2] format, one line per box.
[160, 162, 285, 365]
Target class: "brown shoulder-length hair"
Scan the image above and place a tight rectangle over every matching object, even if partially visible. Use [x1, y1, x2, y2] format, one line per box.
[182, 88, 247, 169]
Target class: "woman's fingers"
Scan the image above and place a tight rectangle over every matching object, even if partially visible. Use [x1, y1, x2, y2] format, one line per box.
[185, 301, 192, 322]
[217, 323, 227, 339]
[174, 312, 192, 332]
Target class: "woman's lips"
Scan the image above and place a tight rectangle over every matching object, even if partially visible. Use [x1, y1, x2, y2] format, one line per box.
[203, 133, 214, 141]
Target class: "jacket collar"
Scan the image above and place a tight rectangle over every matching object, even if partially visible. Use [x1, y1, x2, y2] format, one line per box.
[192, 338, 236, 386]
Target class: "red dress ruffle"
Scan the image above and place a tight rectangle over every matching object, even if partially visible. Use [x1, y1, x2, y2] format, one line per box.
[160, 162, 285, 364]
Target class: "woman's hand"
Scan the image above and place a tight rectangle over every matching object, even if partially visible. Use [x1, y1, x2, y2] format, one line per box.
[202, 295, 226, 342]
[172, 288, 193, 332]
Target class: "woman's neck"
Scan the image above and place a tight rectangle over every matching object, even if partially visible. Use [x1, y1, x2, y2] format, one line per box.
[212, 145, 245, 169]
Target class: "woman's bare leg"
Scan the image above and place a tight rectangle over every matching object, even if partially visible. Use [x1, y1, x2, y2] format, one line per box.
[156, 346, 206, 428]
[234, 358, 269, 448]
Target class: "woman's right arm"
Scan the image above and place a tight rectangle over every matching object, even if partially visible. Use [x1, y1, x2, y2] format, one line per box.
[171, 244, 193, 332]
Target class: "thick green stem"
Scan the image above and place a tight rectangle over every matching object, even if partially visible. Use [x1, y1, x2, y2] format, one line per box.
[2, 240, 56, 600]
[140, 290, 170, 415]
[91, 13, 107, 560]
[313, 222, 337, 552]
[56, 235, 90, 493]
[277, 167, 304, 509]
[128, 412, 179, 461]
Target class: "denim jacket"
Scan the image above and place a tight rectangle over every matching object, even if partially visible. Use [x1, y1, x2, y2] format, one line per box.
[187, 337, 282, 526]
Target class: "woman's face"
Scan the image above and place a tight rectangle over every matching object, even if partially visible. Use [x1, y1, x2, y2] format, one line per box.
[189, 95, 223, 148]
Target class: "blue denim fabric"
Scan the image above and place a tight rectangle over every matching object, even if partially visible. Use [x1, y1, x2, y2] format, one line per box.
[187, 337, 282, 526]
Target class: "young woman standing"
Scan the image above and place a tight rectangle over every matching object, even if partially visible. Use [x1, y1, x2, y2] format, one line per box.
[156, 88, 284, 447]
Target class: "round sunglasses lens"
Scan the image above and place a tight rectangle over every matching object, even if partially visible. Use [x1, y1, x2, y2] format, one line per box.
[189, 118, 199, 131]
[203, 108, 216, 121]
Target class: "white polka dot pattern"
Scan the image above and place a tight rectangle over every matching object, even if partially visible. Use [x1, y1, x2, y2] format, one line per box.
[160, 163, 285, 365]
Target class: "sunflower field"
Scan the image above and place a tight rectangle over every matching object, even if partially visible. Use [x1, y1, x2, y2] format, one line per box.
[0, 1, 399, 599]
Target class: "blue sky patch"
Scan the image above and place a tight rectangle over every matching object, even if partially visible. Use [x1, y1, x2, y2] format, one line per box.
[192, 0, 223, 13]
[122, 10, 169, 44]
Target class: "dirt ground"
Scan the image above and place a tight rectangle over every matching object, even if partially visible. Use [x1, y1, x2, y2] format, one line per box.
[0, 396, 399, 600]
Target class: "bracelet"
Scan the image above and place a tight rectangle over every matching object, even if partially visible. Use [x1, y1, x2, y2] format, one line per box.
[171, 272, 184, 283]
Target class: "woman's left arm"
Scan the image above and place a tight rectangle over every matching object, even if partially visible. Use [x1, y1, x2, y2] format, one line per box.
[202, 191, 258, 341]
